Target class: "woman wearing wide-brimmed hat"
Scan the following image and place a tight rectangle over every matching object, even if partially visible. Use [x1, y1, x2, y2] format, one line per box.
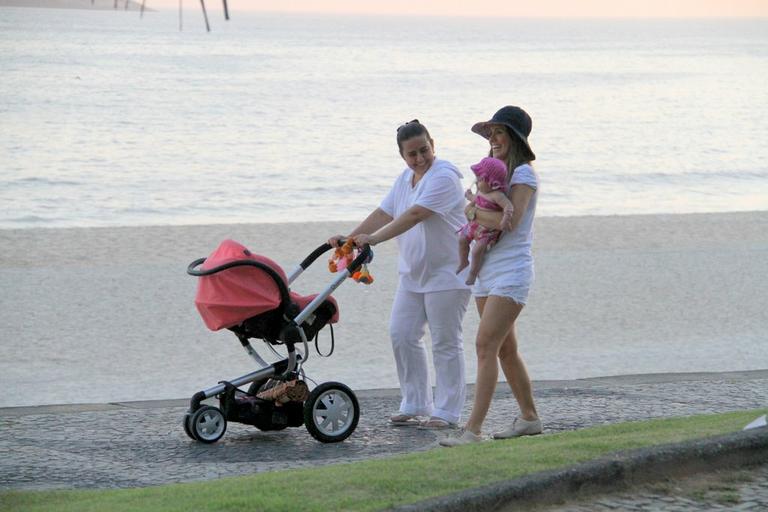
[441, 106, 543, 446]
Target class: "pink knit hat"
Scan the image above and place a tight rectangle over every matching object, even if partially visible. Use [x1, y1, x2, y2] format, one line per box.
[470, 157, 508, 192]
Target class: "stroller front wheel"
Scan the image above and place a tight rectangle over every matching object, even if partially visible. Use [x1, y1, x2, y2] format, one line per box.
[189, 405, 227, 443]
[304, 382, 359, 443]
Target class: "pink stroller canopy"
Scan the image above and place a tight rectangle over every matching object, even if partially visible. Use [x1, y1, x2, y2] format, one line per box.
[195, 240, 290, 331]
[194, 239, 339, 332]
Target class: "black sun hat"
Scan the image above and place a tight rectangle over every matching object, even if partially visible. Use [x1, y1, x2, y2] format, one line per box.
[471, 106, 536, 161]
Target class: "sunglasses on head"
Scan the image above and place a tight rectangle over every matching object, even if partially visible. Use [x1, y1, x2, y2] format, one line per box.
[396, 119, 420, 132]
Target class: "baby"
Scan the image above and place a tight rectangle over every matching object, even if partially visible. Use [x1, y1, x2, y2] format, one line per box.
[456, 157, 514, 286]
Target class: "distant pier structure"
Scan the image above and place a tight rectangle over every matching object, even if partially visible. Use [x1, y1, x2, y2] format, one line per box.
[0, 1, 149, 11]
[1, 0, 232, 31]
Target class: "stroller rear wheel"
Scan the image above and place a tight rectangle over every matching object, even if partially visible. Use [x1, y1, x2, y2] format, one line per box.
[189, 405, 227, 443]
[304, 382, 359, 443]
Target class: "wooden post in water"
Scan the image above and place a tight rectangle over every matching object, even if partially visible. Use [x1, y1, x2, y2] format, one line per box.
[140, 0, 146, 17]
[222, 0, 229, 20]
[179, 0, 183, 31]
[200, 0, 210, 32]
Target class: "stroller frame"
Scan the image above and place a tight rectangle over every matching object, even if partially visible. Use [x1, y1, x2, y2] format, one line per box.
[184, 241, 372, 444]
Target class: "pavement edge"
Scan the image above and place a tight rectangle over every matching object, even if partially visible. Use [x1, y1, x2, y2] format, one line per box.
[388, 426, 768, 512]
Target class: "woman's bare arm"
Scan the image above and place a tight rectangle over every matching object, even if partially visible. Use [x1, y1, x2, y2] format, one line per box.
[470, 185, 534, 231]
[353, 205, 433, 246]
[484, 190, 514, 212]
[329, 208, 393, 246]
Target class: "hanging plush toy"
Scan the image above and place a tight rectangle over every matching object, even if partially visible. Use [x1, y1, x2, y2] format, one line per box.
[352, 265, 374, 285]
[328, 239, 374, 285]
[328, 239, 355, 273]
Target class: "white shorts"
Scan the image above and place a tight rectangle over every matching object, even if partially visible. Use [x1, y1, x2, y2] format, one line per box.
[471, 282, 530, 305]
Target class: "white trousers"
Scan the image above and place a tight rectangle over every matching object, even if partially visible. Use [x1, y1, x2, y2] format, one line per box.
[389, 286, 470, 424]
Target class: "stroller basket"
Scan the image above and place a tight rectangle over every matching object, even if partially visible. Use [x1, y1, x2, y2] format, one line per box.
[183, 238, 372, 444]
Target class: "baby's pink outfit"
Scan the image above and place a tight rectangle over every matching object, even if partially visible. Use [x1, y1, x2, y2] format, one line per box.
[459, 156, 510, 246]
[475, 195, 501, 211]
[458, 195, 503, 245]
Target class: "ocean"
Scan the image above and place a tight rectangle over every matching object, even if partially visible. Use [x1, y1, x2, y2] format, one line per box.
[1, 8, 767, 228]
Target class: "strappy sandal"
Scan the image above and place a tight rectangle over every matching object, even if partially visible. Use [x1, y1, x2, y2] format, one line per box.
[389, 414, 421, 426]
[417, 417, 457, 430]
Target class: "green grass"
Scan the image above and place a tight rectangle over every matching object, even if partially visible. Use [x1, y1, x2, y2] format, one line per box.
[2, 409, 764, 512]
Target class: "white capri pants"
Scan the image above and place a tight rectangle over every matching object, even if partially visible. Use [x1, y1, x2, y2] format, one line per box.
[389, 286, 471, 423]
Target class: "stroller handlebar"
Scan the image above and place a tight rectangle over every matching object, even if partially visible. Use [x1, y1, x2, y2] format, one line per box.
[187, 241, 373, 279]
[344, 243, 373, 275]
[301, 241, 373, 275]
[299, 243, 335, 271]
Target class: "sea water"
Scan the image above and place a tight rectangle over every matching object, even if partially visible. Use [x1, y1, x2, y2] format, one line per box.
[1, 8, 767, 228]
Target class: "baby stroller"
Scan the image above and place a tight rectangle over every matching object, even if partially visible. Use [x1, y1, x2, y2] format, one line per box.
[183, 238, 372, 444]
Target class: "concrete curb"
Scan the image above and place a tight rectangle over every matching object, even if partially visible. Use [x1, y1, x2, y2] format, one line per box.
[4, 370, 766, 416]
[389, 426, 768, 512]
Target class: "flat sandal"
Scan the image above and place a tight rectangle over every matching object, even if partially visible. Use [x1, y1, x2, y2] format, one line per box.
[389, 414, 421, 426]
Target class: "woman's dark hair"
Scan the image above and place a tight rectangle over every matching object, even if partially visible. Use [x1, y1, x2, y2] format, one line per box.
[396, 119, 433, 155]
[488, 127, 533, 181]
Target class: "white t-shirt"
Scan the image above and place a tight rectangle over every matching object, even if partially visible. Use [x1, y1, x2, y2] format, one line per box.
[380, 158, 469, 293]
[474, 163, 539, 289]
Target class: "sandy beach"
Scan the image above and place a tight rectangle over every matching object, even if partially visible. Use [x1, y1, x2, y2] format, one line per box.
[1, 211, 766, 408]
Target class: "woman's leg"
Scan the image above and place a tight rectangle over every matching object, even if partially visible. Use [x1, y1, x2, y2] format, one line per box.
[424, 288, 471, 424]
[389, 286, 432, 417]
[464, 295, 523, 434]
[498, 322, 538, 420]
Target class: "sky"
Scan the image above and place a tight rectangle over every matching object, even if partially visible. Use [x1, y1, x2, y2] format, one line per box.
[158, 0, 768, 17]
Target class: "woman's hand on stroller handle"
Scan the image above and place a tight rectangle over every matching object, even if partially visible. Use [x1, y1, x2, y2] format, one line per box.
[327, 237, 373, 278]
[350, 234, 375, 248]
[327, 235, 373, 252]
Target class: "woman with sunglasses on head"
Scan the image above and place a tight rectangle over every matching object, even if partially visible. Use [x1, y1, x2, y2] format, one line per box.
[329, 120, 471, 430]
[440, 106, 543, 446]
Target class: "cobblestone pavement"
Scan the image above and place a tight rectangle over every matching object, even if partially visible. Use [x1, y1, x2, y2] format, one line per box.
[540, 462, 768, 511]
[1, 370, 766, 508]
